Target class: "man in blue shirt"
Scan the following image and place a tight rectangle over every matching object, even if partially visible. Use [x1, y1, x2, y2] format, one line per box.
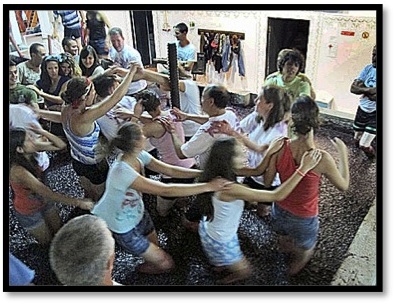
[350, 45, 377, 160]
[174, 22, 196, 72]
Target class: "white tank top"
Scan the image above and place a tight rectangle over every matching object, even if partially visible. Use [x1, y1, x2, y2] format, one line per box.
[205, 193, 244, 241]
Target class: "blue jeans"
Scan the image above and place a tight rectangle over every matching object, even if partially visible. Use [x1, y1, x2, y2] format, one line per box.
[112, 210, 155, 256]
[272, 203, 319, 250]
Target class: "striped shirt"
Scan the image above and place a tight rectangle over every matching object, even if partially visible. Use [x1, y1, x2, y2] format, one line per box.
[53, 11, 81, 30]
[63, 117, 107, 165]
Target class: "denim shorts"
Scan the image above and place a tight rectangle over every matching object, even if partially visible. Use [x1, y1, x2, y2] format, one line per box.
[13, 204, 57, 230]
[112, 210, 155, 256]
[198, 219, 243, 267]
[271, 203, 319, 250]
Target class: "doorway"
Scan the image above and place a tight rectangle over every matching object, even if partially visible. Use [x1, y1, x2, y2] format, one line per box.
[129, 11, 156, 66]
[265, 17, 310, 77]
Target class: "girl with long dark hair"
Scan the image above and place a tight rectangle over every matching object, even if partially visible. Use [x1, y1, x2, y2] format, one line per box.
[9, 127, 93, 245]
[197, 137, 322, 284]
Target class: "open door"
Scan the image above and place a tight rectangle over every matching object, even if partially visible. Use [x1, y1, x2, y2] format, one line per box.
[129, 10, 156, 66]
[265, 17, 310, 77]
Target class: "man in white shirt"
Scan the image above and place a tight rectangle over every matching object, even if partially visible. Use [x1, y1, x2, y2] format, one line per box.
[108, 27, 147, 96]
[163, 84, 241, 229]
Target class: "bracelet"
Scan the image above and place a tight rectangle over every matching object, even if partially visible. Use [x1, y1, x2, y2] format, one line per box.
[295, 168, 306, 177]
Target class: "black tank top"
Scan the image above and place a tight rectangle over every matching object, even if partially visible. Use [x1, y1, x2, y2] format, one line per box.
[87, 14, 106, 41]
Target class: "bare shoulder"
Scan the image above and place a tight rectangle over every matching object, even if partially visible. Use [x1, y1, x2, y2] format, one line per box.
[219, 183, 249, 202]
[313, 149, 335, 174]
[10, 165, 31, 182]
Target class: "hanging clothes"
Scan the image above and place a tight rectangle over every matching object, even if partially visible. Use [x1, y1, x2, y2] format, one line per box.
[221, 35, 232, 73]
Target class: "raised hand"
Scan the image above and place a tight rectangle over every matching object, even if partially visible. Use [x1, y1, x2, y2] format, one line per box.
[114, 107, 133, 120]
[133, 100, 144, 118]
[160, 117, 176, 134]
[170, 107, 187, 121]
[129, 61, 142, 74]
[330, 137, 348, 155]
[209, 120, 233, 135]
[26, 85, 41, 94]
[27, 122, 45, 134]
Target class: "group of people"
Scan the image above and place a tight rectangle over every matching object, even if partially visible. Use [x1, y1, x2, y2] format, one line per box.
[9, 13, 376, 286]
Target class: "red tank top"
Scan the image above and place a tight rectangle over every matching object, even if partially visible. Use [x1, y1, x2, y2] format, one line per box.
[10, 168, 46, 215]
[276, 139, 321, 217]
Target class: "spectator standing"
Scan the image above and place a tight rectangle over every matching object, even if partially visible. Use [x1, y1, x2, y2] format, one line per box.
[17, 43, 46, 86]
[108, 27, 147, 96]
[85, 10, 111, 59]
[350, 45, 377, 160]
[61, 37, 80, 63]
[174, 22, 196, 72]
[53, 10, 84, 53]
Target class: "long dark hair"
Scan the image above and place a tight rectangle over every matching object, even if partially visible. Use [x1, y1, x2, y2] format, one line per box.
[9, 128, 39, 176]
[257, 85, 290, 131]
[61, 77, 91, 105]
[111, 123, 143, 153]
[79, 45, 100, 77]
[40, 55, 60, 90]
[136, 90, 161, 113]
[197, 138, 238, 222]
[291, 95, 320, 135]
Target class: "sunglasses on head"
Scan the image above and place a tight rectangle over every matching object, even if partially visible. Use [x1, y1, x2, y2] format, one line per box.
[45, 55, 60, 62]
[59, 53, 73, 63]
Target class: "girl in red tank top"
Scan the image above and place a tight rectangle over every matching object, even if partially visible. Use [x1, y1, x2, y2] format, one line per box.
[9, 127, 94, 245]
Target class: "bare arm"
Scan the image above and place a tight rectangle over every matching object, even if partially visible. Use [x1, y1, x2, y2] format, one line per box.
[263, 153, 277, 187]
[171, 107, 208, 125]
[236, 137, 285, 177]
[225, 149, 322, 202]
[11, 166, 94, 210]
[209, 120, 269, 153]
[9, 32, 24, 57]
[37, 109, 62, 123]
[130, 174, 229, 198]
[145, 157, 201, 179]
[29, 125, 67, 151]
[319, 138, 349, 191]
[27, 84, 64, 105]
[99, 11, 111, 28]
[82, 63, 140, 123]
[350, 79, 376, 97]
[160, 118, 188, 159]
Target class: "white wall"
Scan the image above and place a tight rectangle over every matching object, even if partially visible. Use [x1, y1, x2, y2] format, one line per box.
[152, 10, 376, 115]
[102, 10, 134, 48]
[10, 9, 376, 116]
